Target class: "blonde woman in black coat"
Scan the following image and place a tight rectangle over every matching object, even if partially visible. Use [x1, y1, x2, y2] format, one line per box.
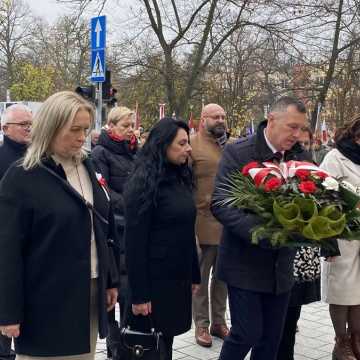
[91, 106, 137, 357]
[124, 118, 201, 360]
[0, 91, 118, 360]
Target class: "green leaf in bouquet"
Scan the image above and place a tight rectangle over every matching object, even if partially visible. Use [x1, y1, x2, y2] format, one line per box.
[341, 209, 360, 239]
[342, 228, 360, 240]
[273, 200, 304, 231]
[302, 214, 346, 240]
[293, 197, 318, 221]
[346, 208, 360, 222]
[319, 205, 342, 220]
[270, 230, 289, 247]
[339, 184, 360, 210]
[250, 225, 268, 245]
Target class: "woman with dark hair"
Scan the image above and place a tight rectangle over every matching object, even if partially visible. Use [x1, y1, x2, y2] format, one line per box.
[124, 117, 201, 360]
[320, 115, 360, 360]
[298, 127, 313, 152]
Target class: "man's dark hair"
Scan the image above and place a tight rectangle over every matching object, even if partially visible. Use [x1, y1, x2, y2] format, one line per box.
[270, 96, 306, 114]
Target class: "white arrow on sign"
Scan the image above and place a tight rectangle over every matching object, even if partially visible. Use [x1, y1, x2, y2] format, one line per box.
[95, 19, 102, 48]
[92, 52, 104, 78]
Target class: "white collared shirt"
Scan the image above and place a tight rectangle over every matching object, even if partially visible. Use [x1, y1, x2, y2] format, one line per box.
[263, 128, 284, 157]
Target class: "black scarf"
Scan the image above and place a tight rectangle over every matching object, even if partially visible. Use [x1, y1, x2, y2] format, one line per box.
[216, 132, 228, 149]
[336, 137, 360, 165]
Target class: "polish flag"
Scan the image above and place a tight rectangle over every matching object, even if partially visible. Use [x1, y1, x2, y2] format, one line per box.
[135, 102, 141, 130]
[250, 119, 255, 134]
[321, 119, 328, 144]
[159, 103, 166, 120]
[189, 111, 196, 134]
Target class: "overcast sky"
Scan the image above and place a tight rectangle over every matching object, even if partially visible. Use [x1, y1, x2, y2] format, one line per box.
[28, 0, 134, 26]
[28, 0, 68, 22]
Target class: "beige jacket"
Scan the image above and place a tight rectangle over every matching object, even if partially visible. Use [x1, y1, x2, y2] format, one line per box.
[320, 148, 360, 305]
[190, 130, 225, 245]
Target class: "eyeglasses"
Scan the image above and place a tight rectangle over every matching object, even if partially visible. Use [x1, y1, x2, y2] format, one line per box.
[300, 141, 310, 146]
[6, 122, 32, 129]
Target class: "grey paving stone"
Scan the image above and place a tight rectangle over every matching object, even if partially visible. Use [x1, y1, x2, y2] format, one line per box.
[294, 343, 329, 359]
[173, 351, 191, 359]
[295, 334, 329, 349]
[177, 344, 220, 359]
[95, 301, 334, 360]
[174, 338, 196, 350]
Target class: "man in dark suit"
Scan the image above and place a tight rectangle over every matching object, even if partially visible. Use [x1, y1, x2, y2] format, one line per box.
[0, 104, 32, 359]
[0, 104, 32, 180]
[211, 96, 311, 360]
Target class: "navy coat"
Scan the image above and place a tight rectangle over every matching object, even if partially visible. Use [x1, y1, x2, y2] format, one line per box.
[0, 135, 27, 180]
[211, 121, 312, 294]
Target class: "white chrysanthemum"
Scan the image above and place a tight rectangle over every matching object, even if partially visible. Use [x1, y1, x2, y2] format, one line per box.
[340, 180, 357, 193]
[322, 177, 339, 191]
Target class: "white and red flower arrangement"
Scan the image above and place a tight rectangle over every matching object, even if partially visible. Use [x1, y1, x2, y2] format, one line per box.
[218, 160, 360, 248]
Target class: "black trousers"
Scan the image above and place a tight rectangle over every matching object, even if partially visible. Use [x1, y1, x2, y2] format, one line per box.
[276, 305, 302, 360]
[0, 334, 12, 358]
[219, 286, 291, 360]
[163, 336, 173, 360]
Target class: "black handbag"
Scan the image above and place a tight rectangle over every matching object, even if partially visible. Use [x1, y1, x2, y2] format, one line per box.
[107, 316, 166, 360]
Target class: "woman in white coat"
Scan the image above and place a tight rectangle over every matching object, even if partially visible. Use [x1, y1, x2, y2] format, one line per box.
[321, 115, 360, 360]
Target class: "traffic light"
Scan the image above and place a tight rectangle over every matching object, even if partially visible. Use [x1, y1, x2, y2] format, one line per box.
[75, 70, 117, 106]
[75, 85, 95, 102]
[102, 70, 118, 106]
[102, 70, 111, 100]
[108, 87, 118, 106]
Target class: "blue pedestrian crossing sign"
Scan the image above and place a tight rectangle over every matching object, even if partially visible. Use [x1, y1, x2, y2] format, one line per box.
[91, 49, 105, 82]
[90, 16, 106, 82]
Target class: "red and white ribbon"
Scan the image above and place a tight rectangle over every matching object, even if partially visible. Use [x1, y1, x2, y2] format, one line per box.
[248, 161, 329, 186]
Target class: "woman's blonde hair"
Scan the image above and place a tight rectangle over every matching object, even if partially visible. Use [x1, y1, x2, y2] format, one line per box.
[23, 91, 94, 170]
[107, 106, 134, 126]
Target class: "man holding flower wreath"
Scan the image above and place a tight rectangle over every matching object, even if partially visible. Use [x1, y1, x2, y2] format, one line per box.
[211, 96, 311, 360]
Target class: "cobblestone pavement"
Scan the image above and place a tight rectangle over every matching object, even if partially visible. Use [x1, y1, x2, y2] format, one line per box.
[95, 301, 334, 360]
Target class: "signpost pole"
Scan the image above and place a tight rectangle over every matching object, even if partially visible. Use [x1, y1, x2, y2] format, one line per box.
[96, 83, 102, 132]
[90, 15, 106, 132]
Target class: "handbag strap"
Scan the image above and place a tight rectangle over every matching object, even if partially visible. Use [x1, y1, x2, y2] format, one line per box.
[39, 163, 109, 226]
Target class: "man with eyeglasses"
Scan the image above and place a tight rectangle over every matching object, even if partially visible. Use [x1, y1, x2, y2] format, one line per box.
[0, 104, 32, 359]
[0, 104, 32, 180]
[191, 103, 230, 347]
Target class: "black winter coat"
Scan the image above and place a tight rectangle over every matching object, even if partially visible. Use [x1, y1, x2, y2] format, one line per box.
[91, 130, 136, 215]
[92, 131, 136, 293]
[211, 121, 312, 295]
[0, 157, 119, 356]
[124, 165, 201, 336]
[0, 135, 27, 180]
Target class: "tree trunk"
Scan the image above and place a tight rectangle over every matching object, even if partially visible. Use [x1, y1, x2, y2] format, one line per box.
[163, 48, 178, 116]
[310, 0, 343, 131]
